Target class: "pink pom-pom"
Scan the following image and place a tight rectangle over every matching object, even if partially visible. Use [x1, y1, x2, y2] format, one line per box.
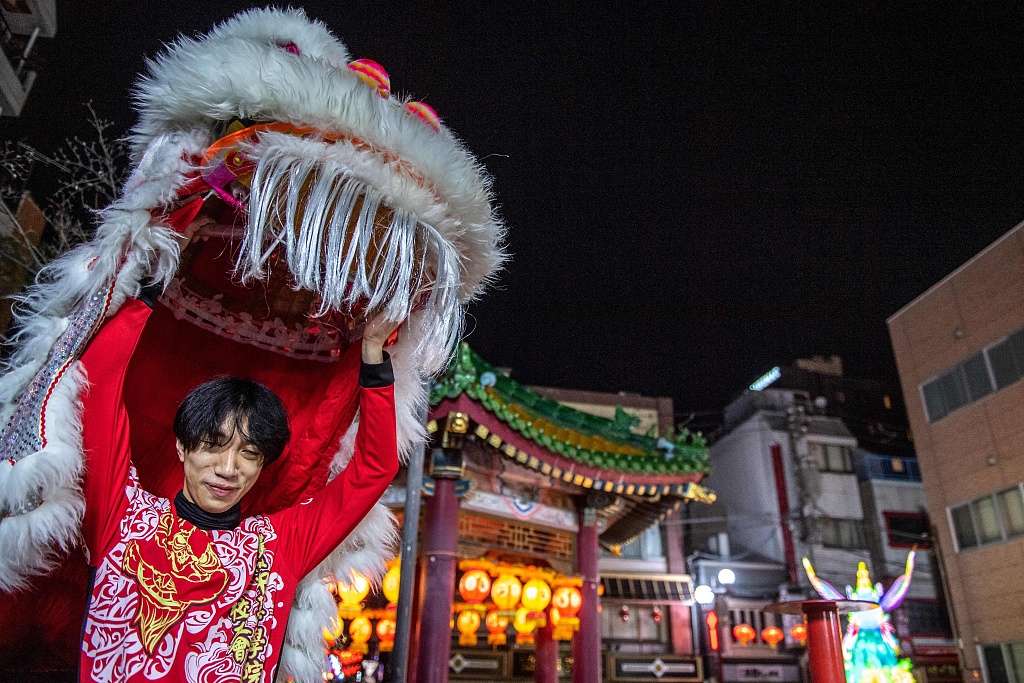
[348, 58, 391, 97]
[405, 101, 441, 132]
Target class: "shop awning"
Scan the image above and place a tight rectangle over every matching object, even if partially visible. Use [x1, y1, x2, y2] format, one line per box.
[600, 573, 693, 604]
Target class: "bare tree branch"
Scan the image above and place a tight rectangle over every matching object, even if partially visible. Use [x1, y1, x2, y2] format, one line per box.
[0, 103, 129, 275]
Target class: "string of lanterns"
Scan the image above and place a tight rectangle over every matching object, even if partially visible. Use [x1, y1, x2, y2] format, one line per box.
[321, 556, 595, 680]
[455, 559, 582, 647]
[729, 621, 807, 649]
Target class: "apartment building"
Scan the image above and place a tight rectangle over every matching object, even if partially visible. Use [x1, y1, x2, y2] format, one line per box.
[889, 220, 1024, 683]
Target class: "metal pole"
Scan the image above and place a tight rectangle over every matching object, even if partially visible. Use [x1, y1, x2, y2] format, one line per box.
[392, 397, 427, 683]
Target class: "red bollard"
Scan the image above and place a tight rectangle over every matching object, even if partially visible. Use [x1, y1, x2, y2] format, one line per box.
[764, 599, 876, 683]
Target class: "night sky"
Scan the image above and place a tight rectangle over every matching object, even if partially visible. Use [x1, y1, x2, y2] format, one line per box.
[7, 2, 1024, 420]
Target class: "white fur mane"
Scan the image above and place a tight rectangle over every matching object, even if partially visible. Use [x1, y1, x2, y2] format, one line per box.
[0, 8, 505, 683]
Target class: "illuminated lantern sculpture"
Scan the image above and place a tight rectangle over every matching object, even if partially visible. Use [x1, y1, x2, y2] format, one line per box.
[521, 578, 552, 612]
[762, 626, 784, 649]
[382, 563, 401, 605]
[348, 617, 372, 654]
[457, 610, 482, 646]
[459, 569, 492, 604]
[733, 623, 756, 646]
[336, 570, 371, 618]
[491, 574, 523, 611]
[486, 610, 509, 646]
[791, 623, 808, 645]
[513, 607, 538, 645]
[377, 617, 396, 653]
[804, 552, 918, 683]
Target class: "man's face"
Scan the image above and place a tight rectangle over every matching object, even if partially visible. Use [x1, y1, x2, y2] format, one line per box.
[177, 417, 264, 514]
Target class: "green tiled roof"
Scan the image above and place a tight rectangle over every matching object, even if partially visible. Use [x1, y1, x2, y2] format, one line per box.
[431, 344, 710, 476]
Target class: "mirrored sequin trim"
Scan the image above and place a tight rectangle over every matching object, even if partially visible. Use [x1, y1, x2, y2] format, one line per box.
[0, 284, 115, 463]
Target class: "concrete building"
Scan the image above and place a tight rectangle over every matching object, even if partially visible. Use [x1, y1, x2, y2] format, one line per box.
[889, 220, 1024, 683]
[0, 0, 56, 116]
[688, 360, 957, 682]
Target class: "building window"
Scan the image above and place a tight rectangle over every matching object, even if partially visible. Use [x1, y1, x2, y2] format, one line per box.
[988, 329, 1024, 390]
[904, 599, 950, 636]
[981, 641, 1024, 683]
[883, 512, 932, 549]
[921, 326, 1024, 423]
[950, 486, 1024, 551]
[807, 442, 854, 474]
[820, 517, 867, 550]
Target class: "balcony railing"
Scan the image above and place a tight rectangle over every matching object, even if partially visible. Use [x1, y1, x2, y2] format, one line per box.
[859, 453, 921, 482]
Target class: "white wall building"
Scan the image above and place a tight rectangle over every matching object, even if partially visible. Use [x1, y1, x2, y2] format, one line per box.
[711, 386, 872, 590]
[1, 0, 56, 117]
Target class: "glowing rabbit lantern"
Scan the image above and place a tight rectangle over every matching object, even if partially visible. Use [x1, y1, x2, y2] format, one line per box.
[336, 570, 371, 620]
[457, 610, 482, 646]
[513, 607, 539, 645]
[486, 610, 510, 646]
[377, 617, 396, 653]
[551, 583, 583, 640]
[803, 552, 918, 683]
[459, 569, 492, 604]
[491, 574, 523, 612]
[521, 578, 552, 612]
[348, 617, 373, 654]
[382, 563, 401, 605]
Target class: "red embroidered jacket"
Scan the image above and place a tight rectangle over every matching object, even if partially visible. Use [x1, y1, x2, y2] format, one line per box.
[77, 298, 399, 683]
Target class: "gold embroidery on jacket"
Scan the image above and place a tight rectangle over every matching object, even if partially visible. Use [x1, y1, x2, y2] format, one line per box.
[121, 510, 229, 654]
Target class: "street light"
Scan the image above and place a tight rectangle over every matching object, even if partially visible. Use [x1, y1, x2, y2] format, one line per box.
[717, 568, 736, 586]
[710, 569, 736, 683]
[693, 584, 718, 682]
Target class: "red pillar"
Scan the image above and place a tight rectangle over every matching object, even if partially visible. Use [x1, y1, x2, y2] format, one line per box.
[804, 602, 846, 683]
[663, 507, 693, 654]
[535, 616, 559, 683]
[573, 506, 601, 683]
[765, 600, 854, 683]
[414, 477, 459, 683]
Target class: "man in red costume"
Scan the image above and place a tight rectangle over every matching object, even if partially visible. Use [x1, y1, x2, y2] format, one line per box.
[77, 268, 400, 683]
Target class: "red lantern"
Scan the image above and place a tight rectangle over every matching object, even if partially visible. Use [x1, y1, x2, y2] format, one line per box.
[458, 569, 492, 604]
[762, 626, 784, 649]
[733, 623, 756, 646]
[651, 606, 662, 624]
[790, 623, 808, 644]
[619, 605, 631, 622]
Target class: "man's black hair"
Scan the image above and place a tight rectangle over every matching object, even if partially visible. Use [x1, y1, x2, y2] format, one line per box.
[174, 377, 291, 467]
